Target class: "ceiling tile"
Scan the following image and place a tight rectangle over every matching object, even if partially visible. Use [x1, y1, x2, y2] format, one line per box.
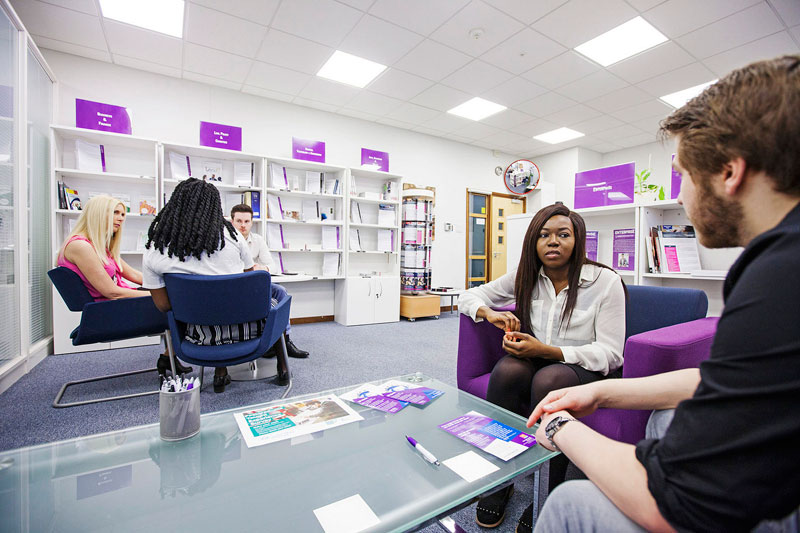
[515, 91, 576, 117]
[33, 35, 110, 62]
[183, 71, 242, 90]
[585, 86, 653, 114]
[486, 0, 568, 24]
[771, 0, 800, 27]
[376, 116, 416, 130]
[504, 138, 550, 155]
[636, 61, 717, 96]
[338, 15, 424, 65]
[189, 0, 281, 26]
[629, 115, 667, 135]
[411, 84, 471, 111]
[412, 125, 449, 137]
[594, 124, 645, 141]
[14, 0, 106, 49]
[423, 112, 473, 132]
[104, 20, 182, 68]
[570, 114, 625, 135]
[624, 0, 666, 10]
[455, 120, 500, 140]
[532, 0, 638, 48]
[338, 108, 381, 122]
[441, 60, 514, 94]
[616, 131, 658, 148]
[556, 70, 628, 102]
[481, 108, 536, 129]
[245, 61, 312, 95]
[609, 98, 674, 122]
[385, 102, 441, 123]
[479, 28, 566, 75]
[703, 31, 800, 77]
[443, 132, 476, 143]
[114, 55, 181, 78]
[298, 77, 361, 106]
[38, 0, 97, 15]
[480, 130, 532, 148]
[430, 0, 525, 57]
[608, 42, 695, 84]
[367, 69, 434, 100]
[337, 0, 376, 10]
[241, 85, 295, 103]
[183, 43, 253, 83]
[369, 0, 469, 36]
[271, 0, 362, 47]
[521, 51, 599, 90]
[342, 90, 404, 115]
[292, 97, 341, 113]
[256, 30, 334, 75]
[584, 141, 623, 153]
[184, 3, 267, 57]
[393, 39, 472, 81]
[643, 0, 762, 38]
[543, 104, 602, 126]
[481, 77, 548, 107]
[509, 117, 558, 136]
[676, 3, 784, 59]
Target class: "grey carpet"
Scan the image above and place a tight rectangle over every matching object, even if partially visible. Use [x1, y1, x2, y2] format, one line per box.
[0, 313, 544, 532]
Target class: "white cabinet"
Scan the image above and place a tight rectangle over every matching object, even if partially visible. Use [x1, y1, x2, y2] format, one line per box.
[335, 276, 400, 326]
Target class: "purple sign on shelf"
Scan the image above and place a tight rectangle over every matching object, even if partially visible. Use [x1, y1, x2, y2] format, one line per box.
[612, 228, 636, 272]
[75, 98, 132, 134]
[361, 148, 389, 172]
[671, 154, 682, 200]
[292, 137, 325, 163]
[199, 121, 242, 151]
[586, 231, 598, 262]
[574, 162, 635, 209]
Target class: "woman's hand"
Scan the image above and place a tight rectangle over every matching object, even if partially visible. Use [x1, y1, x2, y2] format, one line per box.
[479, 307, 521, 332]
[502, 331, 564, 361]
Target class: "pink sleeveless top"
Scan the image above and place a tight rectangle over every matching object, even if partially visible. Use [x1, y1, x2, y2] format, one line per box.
[57, 235, 132, 301]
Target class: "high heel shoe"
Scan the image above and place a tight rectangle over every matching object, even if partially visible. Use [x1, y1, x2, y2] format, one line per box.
[213, 371, 231, 393]
[157, 355, 192, 376]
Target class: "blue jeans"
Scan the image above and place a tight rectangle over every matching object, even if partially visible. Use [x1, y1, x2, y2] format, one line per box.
[271, 283, 290, 335]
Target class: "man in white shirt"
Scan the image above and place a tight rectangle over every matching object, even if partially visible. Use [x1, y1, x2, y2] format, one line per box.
[231, 204, 309, 359]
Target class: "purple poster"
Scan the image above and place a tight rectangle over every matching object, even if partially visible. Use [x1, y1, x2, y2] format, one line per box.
[671, 154, 682, 199]
[361, 148, 389, 171]
[612, 228, 635, 271]
[586, 230, 598, 262]
[75, 98, 132, 134]
[292, 137, 325, 163]
[574, 162, 635, 209]
[199, 121, 242, 151]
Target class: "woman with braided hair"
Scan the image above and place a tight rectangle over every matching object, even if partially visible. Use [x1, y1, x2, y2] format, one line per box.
[143, 178, 287, 393]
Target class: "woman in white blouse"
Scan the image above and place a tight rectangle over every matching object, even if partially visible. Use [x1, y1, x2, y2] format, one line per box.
[460, 203, 626, 532]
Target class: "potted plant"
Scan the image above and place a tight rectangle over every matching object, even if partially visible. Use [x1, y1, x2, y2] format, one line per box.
[635, 169, 665, 203]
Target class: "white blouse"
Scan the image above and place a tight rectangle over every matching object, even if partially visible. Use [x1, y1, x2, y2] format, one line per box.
[459, 264, 625, 375]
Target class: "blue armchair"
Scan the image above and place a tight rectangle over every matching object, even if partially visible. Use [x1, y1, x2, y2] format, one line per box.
[163, 271, 293, 398]
[48, 266, 169, 408]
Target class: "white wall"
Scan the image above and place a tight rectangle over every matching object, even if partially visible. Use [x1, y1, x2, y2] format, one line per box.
[44, 50, 525, 313]
[601, 140, 678, 199]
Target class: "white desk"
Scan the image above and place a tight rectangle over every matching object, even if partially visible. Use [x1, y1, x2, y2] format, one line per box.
[428, 289, 463, 314]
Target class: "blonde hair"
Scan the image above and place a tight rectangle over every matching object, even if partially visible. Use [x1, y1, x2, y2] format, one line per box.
[60, 195, 125, 266]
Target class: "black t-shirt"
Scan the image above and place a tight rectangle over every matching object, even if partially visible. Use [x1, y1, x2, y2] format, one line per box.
[636, 202, 800, 532]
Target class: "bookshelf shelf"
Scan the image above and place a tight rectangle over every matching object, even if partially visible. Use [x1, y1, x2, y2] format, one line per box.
[266, 188, 343, 200]
[56, 168, 155, 183]
[642, 273, 726, 281]
[349, 250, 398, 255]
[265, 218, 344, 226]
[348, 195, 400, 205]
[350, 223, 396, 230]
[269, 248, 343, 253]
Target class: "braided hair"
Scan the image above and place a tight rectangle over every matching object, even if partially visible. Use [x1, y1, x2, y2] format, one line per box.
[146, 178, 238, 261]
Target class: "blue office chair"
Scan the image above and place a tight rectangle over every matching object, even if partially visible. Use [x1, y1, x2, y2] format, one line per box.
[48, 266, 169, 408]
[163, 271, 293, 398]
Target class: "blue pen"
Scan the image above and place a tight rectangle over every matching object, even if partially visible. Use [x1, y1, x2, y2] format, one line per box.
[406, 435, 440, 465]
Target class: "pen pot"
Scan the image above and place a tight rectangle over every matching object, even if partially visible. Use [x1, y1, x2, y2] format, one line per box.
[159, 386, 201, 441]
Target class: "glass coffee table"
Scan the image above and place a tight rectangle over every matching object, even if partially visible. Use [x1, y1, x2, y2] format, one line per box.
[0, 373, 557, 532]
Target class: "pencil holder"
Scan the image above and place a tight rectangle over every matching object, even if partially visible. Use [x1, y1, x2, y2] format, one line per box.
[159, 386, 200, 441]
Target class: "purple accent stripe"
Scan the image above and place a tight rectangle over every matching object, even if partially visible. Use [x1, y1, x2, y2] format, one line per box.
[186, 156, 192, 177]
[277, 197, 284, 219]
[282, 167, 288, 188]
[279, 225, 285, 248]
[278, 252, 284, 273]
[100, 145, 106, 172]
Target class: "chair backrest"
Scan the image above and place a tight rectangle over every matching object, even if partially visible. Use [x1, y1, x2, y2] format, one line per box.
[48, 267, 94, 311]
[625, 285, 708, 339]
[164, 271, 272, 326]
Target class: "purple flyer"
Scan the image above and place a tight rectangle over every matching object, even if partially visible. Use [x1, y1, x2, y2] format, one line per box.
[292, 137, 326, 163]
[586, 230, 598, 262]
[612, 228, 635, 271]
[439, 411, 536, 461]
[199, 121, 242, 151]
[671, 154, 681, 199]
[361, 148, 389, 171]
[75, 98, 132, 134]
[384, 387, 444, 405]
[352, 395, 407, 413]
[574, 162, 635, 209]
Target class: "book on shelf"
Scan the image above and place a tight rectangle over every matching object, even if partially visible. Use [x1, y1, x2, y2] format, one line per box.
[65, 187, 82, 210]
[168, 151, 191, 180]
[267, 224, 284, 249]
[321, 225, 338, 250]
[645, 228, 659, 273]
[201, 159, 223, 182]
[323, 174, 340, 195]
[612, 228, 635, 271]
[349, 229, 362, 251]
[377, 229, 393, 252]
[242, 190, 261, 219]
[270, 163, 288, 189]
[234, 161, 253, 187]
[114, 193, 131, 213]
[657, 225, 701, 273]
[383, 180, 395, 201]
[350, 200, 363, 224]
[57, 181, 67, 209]
[75, 139, 105, 172]
[302, 199, 319, 221]
[267, 195, 283, 220]
[322, 252, 339, 277]
[305, 171, 322, 194]
[138, 197, 157, 215]
[378, 204, 395, 227]
[585, 230, 598, 262]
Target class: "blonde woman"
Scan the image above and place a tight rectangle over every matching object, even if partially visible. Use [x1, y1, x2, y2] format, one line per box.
[57, 195, 191, 374]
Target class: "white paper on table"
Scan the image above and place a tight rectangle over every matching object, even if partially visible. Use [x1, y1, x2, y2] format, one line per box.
[378, 204, 395, 226]
[75, 139, 104, 172]
[443, 450, 499, 483]
[305, 171, 321, 194]
[270, 163, 287, 189]
[267, 195, 283, 220]
[234, 161, 253, 186]
[377, 229, 393, 252]
[322, 226, 338, 250]
[322, 253, 339, 277]
[168, 151, 190, 180]
[349, 230, 361, 251]
[267, 224, 284, 249]
[313, 494, 380, 533]
[302, 200, 318, 221]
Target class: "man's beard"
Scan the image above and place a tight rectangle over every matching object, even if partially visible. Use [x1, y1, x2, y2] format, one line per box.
[692, 184, 744, 249]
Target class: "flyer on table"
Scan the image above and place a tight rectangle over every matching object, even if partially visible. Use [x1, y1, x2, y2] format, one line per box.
[339, 379, 444, 413]
[439, 411, 536, 461]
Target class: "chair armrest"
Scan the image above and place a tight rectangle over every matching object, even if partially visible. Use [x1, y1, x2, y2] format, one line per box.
[75, 297, 167, 345]
[259, 294, 292, 353]
[456, 305, 515, 398]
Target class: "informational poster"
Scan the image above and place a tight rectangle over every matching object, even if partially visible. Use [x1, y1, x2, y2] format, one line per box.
[612, 228, 636, 271]
[585, 230, 598, 262]
[75, 98, 132, 134]
[292, 137, 326, 163]
[574, 162, 635, 209]
[361, 148, 389, 171]
[199, 121, 242, 151]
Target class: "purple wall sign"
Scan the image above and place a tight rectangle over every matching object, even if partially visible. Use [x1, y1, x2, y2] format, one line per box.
[586, 231, 598, 262]
[199, 121, 242, 151]
[574, 162, 635, 209]
[671, 154, 682, 199]
[75, 98, 132, 134]
[361, 148, 389, 172]
[612, 228, 636, 271]
[292, 137, 325, 163]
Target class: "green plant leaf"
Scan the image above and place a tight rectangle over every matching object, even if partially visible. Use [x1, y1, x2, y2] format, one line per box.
[658, 187, 665, 200]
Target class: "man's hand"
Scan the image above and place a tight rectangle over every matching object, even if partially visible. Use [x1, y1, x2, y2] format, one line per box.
[527, 383, 602, 428]
[481, 308, 521, 332]
[534, 410, 573, 451]
[253, 263, 266, 271]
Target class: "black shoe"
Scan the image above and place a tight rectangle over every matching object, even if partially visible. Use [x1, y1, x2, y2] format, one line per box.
[213, 372, 231, 393]
[515, 503, 533, 533]
[285, 337, 309, 359]
[277, 369, 289, 386]
[475, 485, 514, 528]
[157, 355, 192, 376]
[261, 342, 277, 359]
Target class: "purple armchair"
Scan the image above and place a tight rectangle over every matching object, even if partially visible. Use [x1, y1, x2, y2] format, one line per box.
[457, 285, 718, 444]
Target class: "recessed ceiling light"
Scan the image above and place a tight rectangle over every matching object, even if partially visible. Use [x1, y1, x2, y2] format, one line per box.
[99, 0, 185, 38]
[659, 80, 717, 108]
[575, 16, 668, 67]
[534, 127, 585, 144]
[317, 51, 387, 88]
[447, 97, 507, 121]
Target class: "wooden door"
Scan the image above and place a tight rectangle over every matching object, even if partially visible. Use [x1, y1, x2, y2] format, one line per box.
[489, 194, 525, 280]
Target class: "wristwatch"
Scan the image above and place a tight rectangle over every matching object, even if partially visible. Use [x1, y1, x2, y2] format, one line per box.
[545, 415, 576, 451]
